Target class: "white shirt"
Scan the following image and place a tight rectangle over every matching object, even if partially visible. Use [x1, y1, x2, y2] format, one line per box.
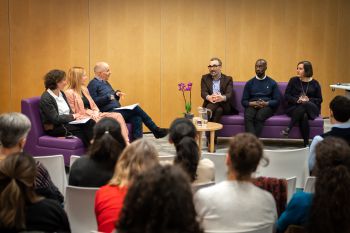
[47, 89, 70, 115]
[194, 180, 277, 232]
[194, 158, 215, 184]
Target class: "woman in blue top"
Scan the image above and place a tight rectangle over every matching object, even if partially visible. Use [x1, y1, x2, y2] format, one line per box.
[277, 137, 350, 233]
[281, 61, 322, 146]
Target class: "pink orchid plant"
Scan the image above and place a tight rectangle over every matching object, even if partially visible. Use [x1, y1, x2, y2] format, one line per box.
[178, 82, 193, 114]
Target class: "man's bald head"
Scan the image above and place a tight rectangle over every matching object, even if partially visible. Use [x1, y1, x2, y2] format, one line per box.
[94, 62, 111, 81]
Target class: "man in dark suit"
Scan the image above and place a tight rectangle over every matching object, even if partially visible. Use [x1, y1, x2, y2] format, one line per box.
[201, 57, 238, 144]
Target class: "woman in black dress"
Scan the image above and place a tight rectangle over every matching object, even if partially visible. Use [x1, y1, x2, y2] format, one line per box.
[281, 61, 322, 146]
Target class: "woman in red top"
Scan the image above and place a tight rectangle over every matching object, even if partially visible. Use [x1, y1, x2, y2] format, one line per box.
[94, 139, 159, 233]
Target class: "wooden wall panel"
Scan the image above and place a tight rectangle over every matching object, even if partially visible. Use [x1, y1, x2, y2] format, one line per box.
[0, 0, 10, 113]
[9, 0, 89, 111]
[89, 0, 162, 127]
[161, 0, 226, 127]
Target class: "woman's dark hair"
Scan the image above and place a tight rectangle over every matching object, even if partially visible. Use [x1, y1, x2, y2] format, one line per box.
[117, 165, 204, 233]
[228, 133, 267, 180]
[169, 118, 199, 182]
[88, 118, 126, 164]
[44, 69, 66, 90]
[329, 95, 350, 123]
[308, 137, 350, 233]
[297, 61, 313, 77]
[0, 152, 39, 230]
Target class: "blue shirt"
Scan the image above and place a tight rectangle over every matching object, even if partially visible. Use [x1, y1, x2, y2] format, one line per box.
[277, 192, 313, 233]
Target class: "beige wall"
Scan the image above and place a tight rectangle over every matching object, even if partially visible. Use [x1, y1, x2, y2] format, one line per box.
[1, 0, 349, 127]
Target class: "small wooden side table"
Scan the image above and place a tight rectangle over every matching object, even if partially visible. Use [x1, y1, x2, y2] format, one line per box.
[196, 122, 223, 153]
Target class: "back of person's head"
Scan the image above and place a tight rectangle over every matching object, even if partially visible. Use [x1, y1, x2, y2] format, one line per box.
[0, 112, 31, 150]
[0, 152, 38, 230]
[88, 117, 126, 163]
[44, 69, 66, 90]
[169, 118, 199, 182]
[67, 66, 85, 92]
[117, 165, 204, 233]
[110, 139, 159, 187]
[228, 133, 266, 180]
[329, 95, 350, 123]
[308, 137, 350, 233]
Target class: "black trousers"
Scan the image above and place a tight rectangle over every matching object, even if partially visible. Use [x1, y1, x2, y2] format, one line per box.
[205, 102, 232, 123]
[244, 106, 274, 137]
[46, 119, 95, 146]
[287, 102, 319, 146]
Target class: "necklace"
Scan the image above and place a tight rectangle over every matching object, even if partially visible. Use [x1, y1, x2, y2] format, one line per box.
[300, 78, 310, 96]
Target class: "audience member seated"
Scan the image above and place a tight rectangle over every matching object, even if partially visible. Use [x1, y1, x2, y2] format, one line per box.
[309, 95, 350, 172]
[69, 118, 126, 187]
[281, 61, 323, 147]
[242, 59, 280, 137]
[277, 137, 350, 233]
[65, 66, 129, 144]
[87, 61, 168, 140]
[0, 112, 64, 204]
[0, 153, 71, 232]
[39, 69, 95, 146]
[169, 118, 215, 184]
[95, 139, 159, 233]
[194, 133, 277, 232]
[116, 165, 204, 233]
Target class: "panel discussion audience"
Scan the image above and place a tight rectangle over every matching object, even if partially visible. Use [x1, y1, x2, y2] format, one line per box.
[0, 112, 64, 204]
[169, 118, 215, 184]
[87, 61, 168, 140]
[65, 66, 130, 144]
[116, 165, 204, 233]
[277, 137, 350, 233]
[0, 153, 70, 232]
[242, 59, 280, 137]
[39, 69, 95, 146]
[281, 61, 323, 147]
[69, 117, 127, 187]
[94, 139, 159, 233]
[308, 95, 350, 172]
[201, 57, 238, 144]
[194, 133, 277, 232]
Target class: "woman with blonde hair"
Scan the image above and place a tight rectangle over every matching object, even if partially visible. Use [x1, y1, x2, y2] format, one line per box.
[94, 139, 159, 233]
[65, 66, 129, 143]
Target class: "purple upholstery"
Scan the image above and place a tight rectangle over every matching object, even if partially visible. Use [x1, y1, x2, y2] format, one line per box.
[21, 97, 133, 166]
[217, 82, 324, 139]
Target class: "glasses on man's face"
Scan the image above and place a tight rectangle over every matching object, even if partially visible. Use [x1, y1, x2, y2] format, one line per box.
[208, 65, 220, 68]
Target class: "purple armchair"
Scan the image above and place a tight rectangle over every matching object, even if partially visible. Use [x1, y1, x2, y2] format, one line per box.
[216, 82, 324, 139]
[21, 97, 133, 166]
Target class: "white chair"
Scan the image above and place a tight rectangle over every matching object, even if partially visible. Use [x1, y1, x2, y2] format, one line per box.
[34, 155, 67, 196]
[256, 148, 309, 188]
[201, 153, 227, 183]
[192, 181, 215, 193]
[286, 176, 297, 204]
[69, 155, 80, 167]
[64, 186, 98, 233]
[205, 224, 273, 233]
[304, 176, 316, 193]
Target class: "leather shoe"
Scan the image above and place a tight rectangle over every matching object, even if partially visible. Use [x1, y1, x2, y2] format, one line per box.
[280, 127, 290, 137]
[153, 128, 168, 139]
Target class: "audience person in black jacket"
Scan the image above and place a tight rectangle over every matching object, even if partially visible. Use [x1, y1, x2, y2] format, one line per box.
[39, 69, 95, 146]
[281, 61, 322, 146]
[0, 112, 64, 204]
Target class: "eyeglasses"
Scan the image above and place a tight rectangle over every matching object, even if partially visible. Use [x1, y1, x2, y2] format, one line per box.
[208, 65, 221, 68]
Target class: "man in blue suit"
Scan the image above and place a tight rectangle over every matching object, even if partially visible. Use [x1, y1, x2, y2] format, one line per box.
[87, 61, 168, 140]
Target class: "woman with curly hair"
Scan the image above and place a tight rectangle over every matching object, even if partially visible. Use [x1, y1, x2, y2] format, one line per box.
[169, 118, 214, 183]
[116, 165, 204, 233]
[277, 137, 350, 233]
[0, 152, 70, 232]
[94, 139, 159, 233]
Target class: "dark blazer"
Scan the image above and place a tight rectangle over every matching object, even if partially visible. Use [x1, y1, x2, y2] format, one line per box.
[39, 91, 75, 129]
[201, 73, 238, 114]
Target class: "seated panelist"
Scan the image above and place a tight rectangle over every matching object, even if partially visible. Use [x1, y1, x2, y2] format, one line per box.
[87, 61, 168, 140]
[39, 69, 95, 146]
[65, 66, 129, 144]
